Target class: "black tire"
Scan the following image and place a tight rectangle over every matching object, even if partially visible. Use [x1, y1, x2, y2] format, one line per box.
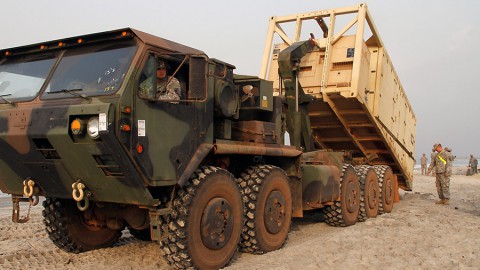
[373, 165, 395, 214]
[128, 227, 151, 241]
[237, 165, 292, 254]
[355, 165, 380, 221]
[159, 166, 243, 270]
[323, 165, 360, 227]
[42, 197, 121, 253]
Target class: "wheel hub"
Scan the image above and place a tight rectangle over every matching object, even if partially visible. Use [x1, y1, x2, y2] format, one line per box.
[201, 197, 233, 250]
[367, 182, 378, 209]
[384, 179, 393, 204]
[264, 190, 285, 234]
[346, 181, 358, 213]
[81, 209, 105, 232]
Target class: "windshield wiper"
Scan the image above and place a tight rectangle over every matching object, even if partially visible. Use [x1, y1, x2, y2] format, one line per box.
[0, 94, 16, 106]
[48, 88, 89, 100]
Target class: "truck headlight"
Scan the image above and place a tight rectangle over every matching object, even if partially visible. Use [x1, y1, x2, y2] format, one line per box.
[87, 117, 100, 139]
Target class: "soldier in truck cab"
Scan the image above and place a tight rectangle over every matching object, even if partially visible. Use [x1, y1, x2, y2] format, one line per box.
[139, 58, 181, 102]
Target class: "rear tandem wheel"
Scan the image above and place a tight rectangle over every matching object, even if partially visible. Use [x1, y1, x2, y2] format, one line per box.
[355, 165, 380, 221]
[323, 164, 360, 227]
[237, 165, 292, 254]
[374, 165, 395, 214]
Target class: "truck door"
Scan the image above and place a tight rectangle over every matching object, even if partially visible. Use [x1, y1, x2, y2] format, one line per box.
[132, 53, 208, 184]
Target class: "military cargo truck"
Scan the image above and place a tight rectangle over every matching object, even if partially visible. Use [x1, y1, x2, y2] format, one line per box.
[0, 3, 415, 270]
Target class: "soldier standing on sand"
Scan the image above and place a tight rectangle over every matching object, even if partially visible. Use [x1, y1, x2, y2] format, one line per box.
[420, 153, 428, 175]
[467, 154, 477, 175]
[474, 157, 478, 174]
[469, 155, 478, 174]
[427, 143, 450, 205]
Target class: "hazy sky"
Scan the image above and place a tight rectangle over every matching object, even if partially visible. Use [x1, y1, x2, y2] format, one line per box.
[1, 0, 479, 162]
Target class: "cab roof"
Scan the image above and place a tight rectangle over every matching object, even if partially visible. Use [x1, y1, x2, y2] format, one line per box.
[0, 27, 204, 58]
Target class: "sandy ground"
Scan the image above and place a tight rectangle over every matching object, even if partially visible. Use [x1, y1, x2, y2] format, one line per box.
[1, 170, 479, 270]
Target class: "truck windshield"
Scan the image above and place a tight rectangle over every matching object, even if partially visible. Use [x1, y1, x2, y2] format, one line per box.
[0, 55, 57, 103]
[42, 42, 137, 99]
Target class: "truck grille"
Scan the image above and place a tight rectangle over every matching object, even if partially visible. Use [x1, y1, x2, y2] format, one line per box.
[93, 155, 124, 176]
[32, 138, 61, 159]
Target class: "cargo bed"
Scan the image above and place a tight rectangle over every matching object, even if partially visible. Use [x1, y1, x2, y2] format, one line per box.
[261, 3, 415, 190]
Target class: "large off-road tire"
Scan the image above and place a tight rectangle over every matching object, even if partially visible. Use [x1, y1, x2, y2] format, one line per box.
[128, 227, 151, 241]
[373, 165, 395, 215]
[42, 197, 121, 253]
[323, 165, 360, 227]
[237, 165, 292, 254]
[373, 165, 395, 214]
[355, 165, 380, 221]
[159, 166, 243, 270]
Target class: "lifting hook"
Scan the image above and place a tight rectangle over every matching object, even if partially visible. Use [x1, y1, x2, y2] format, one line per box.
[72, 180, 91, 211]
[23, 179, 35, 198]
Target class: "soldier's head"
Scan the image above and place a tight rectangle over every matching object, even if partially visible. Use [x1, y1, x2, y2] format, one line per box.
[422, 153, 425, 156]
[432, 143, 442, 153]
[157, 59, 169, 79]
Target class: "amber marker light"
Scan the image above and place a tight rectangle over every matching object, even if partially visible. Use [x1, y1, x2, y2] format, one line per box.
[122, 106, 132, 114]
[136, 143, 144, 154]
[5, 51, 10, 56]
[121, 31, 127, 37]
[58, 42, 65, 47]
[71, 118, 84, 135]
[40, 45, 46, 50]
[77, 38, 83, 44]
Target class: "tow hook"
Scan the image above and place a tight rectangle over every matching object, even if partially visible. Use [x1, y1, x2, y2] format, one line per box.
[72, 180, 91, 211]
[12, 179, 40, 223]
[12, 194, 37, 223]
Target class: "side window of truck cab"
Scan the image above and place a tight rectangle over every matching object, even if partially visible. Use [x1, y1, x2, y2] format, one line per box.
[138, 55, 156, 99]
[137, 53, 208, 102]
[138, 54, 185, 103]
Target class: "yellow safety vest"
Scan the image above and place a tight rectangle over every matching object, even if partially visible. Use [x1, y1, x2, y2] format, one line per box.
[438, 154, 446, 165]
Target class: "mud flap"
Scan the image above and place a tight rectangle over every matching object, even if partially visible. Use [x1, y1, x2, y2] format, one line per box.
[149, 208, 172, 242]
[12, 195, 32, 223]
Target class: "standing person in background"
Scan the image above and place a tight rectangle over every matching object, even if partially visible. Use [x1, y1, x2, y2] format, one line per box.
[427, 143, 450, 205]
[420, 153, 428, 175]
[467, 154, 477, 175]
[473, 156, 478, 174]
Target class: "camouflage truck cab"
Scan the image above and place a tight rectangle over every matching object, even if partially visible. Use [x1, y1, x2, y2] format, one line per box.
[0, 29, 213, 204]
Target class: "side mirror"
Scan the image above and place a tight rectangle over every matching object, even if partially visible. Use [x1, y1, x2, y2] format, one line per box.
[188, 56, 207, 100]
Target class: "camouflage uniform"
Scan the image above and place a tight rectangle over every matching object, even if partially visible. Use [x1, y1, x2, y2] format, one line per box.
[444, 147, 453, 177]
[472, 156, 478, 174]
[420, 154, 427, 175]
[139, 76, 181, 102]
[428, 144, 450, 202]
[467, 155, 477, 175]
[429, 150, 436, 177]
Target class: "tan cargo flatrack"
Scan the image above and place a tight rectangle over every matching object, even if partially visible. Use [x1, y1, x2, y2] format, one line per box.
[260, 3, 415, 190]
